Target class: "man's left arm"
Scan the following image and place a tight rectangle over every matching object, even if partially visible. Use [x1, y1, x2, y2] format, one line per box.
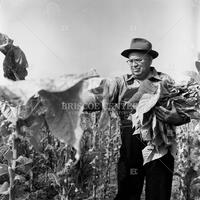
[155, 73, 190, 126]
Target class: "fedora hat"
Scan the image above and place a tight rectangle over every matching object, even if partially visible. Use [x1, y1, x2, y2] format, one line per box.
[121, 38, 158, 59]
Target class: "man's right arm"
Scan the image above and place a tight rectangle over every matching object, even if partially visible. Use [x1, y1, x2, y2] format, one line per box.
[83, 77, 122, 112]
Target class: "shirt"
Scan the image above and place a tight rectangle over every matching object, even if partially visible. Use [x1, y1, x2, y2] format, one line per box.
[105, 67, 177, 165]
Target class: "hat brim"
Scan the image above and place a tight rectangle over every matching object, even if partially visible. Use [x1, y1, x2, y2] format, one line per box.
[121, 49, 159, 59]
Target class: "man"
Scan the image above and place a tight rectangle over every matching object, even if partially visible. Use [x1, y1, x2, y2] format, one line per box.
[102, 38, 190, 200]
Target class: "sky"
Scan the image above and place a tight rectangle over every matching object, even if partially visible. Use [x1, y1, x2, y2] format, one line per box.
[0, 0, 200, 83]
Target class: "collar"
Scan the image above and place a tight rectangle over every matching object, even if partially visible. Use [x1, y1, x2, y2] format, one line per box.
[125, 67, 162, 84]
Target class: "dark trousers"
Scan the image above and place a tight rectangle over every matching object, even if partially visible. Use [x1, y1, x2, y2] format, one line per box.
[144, 152, 174, 200]
[114, 125, 174, 200]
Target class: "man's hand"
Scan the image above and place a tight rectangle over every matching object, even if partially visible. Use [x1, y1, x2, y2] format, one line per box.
[155, 103, 186, 126]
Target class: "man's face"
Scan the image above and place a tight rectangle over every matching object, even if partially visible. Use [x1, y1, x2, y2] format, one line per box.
[127, 52, 152, 80]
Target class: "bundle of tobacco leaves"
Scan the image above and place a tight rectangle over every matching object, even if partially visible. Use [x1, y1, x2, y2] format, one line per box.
[130, 77, 200, 148]
[0, 32, 28, 81]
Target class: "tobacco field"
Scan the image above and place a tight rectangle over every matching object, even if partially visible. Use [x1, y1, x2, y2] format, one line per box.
[0, 104, 200, 200]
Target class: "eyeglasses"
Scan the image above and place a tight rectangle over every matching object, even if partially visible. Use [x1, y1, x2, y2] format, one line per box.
[126, 58, 144, 66]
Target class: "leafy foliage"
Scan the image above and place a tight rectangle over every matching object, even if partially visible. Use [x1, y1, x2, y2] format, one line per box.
[2, 96, 200, 200]
[171, 122, 200, 200]
[0, 104, 121, 199]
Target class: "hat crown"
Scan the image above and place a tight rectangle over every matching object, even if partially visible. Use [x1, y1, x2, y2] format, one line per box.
[130, 38, 152, 51]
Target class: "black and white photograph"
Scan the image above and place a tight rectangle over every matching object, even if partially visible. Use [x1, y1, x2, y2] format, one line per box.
[0, 0, 200, 199]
